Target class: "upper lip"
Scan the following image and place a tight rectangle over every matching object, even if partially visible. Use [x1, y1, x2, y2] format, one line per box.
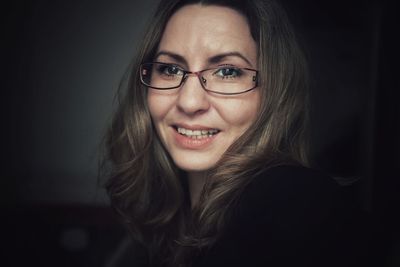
[172, 123, 220, 131]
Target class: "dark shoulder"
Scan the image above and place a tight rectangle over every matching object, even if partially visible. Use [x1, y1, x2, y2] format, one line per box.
[244, 164, 340, 197]
[195, 165, 357, 267]
[238, 165, 343, 214]
[233, 165, 346, 235]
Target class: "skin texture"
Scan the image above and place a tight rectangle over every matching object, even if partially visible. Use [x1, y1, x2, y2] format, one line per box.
[147, 4, 260, 201]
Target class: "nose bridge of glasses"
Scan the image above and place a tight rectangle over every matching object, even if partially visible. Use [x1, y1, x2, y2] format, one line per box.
[182, 70, 207, 88]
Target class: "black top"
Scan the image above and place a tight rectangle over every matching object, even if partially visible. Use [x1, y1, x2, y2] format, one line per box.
[124, 165, 368, 267]
[192, 165, 365, 267]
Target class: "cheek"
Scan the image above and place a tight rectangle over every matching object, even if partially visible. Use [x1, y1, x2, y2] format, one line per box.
[147, 92, 172, 122]
[217, 94, 260, 129]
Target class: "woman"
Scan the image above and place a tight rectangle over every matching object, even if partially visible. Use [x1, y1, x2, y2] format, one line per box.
[104, 0, 360, 266]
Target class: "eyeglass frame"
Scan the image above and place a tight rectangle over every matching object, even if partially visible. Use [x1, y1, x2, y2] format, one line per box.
[139, 62, 259, 95]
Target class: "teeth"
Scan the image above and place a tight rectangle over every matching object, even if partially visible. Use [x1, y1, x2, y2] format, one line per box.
[177, 127, 219, 138]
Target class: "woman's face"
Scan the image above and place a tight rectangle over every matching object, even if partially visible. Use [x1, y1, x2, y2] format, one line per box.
[147, 4, 260, 172]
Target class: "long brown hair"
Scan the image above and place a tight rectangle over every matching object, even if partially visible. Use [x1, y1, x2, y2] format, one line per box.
[103, 0, 309, 265]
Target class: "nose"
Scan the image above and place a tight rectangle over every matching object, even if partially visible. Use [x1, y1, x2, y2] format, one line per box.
[176, 73, 210, 115]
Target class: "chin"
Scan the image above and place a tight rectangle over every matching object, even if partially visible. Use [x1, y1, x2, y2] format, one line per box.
[173, 156, 219, 172]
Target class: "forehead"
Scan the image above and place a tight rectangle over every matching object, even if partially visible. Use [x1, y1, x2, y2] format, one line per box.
[157, 4, 257, 67]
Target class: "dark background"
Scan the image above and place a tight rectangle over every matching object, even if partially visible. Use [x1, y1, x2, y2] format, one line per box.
[2, 0, 399, 266]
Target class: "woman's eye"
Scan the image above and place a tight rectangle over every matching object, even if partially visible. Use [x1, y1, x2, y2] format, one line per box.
[157, 65, 183, 76]
[214, 67, 242, 79]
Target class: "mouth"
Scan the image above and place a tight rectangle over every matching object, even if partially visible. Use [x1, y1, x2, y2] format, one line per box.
[173, 125, 220, 139]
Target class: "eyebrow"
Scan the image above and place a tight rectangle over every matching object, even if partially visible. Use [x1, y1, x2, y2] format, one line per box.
[154, 51, 188, 66]
[155, 51, 253, 67]
[208, 52, 253, 67]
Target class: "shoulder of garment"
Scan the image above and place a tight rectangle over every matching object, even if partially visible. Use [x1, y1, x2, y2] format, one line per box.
[195, 165, 370, 267]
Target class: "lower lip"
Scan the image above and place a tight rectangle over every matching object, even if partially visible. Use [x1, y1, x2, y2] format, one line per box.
[173, 128, 218, 150]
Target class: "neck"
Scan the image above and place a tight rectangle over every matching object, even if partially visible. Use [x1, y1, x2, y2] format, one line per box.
[187, 171, 207, 208]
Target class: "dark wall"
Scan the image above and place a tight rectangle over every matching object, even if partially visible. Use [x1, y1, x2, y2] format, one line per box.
[3, 0, 158, 205]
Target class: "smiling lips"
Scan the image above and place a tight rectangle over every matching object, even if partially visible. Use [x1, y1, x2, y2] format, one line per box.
[177, 127, 219, 139]
[173, 125, 220, 149]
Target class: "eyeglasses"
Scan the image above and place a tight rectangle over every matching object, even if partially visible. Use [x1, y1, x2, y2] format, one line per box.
[140, 62, 258, 95]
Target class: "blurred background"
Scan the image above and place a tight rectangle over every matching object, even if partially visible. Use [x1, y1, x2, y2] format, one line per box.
[2, 0, 399, 266]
